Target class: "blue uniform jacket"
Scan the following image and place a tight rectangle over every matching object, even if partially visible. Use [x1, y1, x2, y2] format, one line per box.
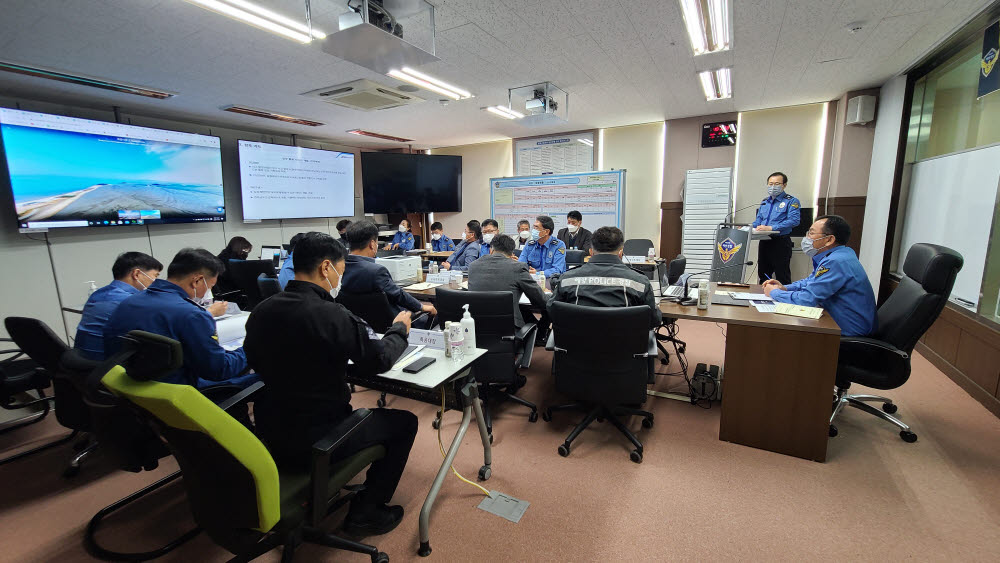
[342, 254, 423, 313]
[389, 231, 414, 251]
[431, 235, 455, 252]
[479, 241, 492, 258]
[518, 237, 567, 277]
[769, 245, 877, 337]
[103, 279, 254, 388]
[278, 253, 295, 289]
[445, 239, 482, 271]
[752, 192, 801, 236]
[75, 280, 139, 360]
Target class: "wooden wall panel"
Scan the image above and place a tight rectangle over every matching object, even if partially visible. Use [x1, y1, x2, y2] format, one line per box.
[817, 196, 867, 255]
[660, 202, 683, 260]
[921, 316, 961, 365]
[955, 331, 1000, 396]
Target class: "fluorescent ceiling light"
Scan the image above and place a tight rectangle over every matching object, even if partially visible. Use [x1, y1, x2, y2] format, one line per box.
[0, 60, 174, 99]
[183, 0, 326, 43]
[698, 67, 732, 100]
[387, 69, 473, 100]
[485, 106, 524, 119]
[346, 129, 413, 142]
[578, 138, 594, 146]
[679, 0, 731, 55]
[223, 105, 324, 126]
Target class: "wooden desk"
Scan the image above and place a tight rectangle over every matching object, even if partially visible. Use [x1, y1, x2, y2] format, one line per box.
[423, 251, 453, 261]
[660, 283, 841, 462]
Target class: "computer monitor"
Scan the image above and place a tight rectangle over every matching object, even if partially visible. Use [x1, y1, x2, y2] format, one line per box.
[260, 245, 281, 266]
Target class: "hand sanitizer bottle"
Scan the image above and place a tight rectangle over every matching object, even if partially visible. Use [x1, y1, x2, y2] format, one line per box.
[460, 304, 476, 354]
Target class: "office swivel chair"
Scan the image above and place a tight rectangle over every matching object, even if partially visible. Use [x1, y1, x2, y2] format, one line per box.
[623, 238, 654, 258]
[228, 259, 277, 311]
[830, 243, 963, 443]
[565, 249, 586, 269]
[336, 291, 399, 408]
[435, 288, 538, 440]
[101, 331, 389, 563]
[656, 254, 688, 361]
[257, 274, 282, 300]
[542, 302, 656, 463]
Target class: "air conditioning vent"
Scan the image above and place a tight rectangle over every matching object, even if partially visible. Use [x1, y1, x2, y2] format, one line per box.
[302, 79, 424, 111]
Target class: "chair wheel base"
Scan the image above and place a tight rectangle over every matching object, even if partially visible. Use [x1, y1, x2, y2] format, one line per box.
[62, 465, 80, 478]
[528, 411, 538, 423]
[900, 430, 917, 443]
[374, 552, 389, 563]
[641, 417, 653, 429]
[829, 425, 838, 437]
[630, 449, 643, 464]
[488, 433, 494, 445]
[418, 542, 431, 557]
[478, 466, 491, 481]
[541, 410, 552, 422]
[882, 402, 898, 414]
[431, 418, 440, 430]
[376, 399, 386, 408]
[557, 443, 570, 457]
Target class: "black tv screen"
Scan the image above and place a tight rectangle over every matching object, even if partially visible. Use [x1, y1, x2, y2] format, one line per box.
[362, 153, 461, 213]
[0, 108, 225, 231]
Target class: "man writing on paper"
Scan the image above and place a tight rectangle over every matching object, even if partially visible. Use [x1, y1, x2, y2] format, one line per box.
[763, 215, 877, 337]
[245, 232, 418, 536]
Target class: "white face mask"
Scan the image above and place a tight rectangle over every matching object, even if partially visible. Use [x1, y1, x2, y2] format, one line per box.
[767, 184, 784, 198]
[458, 232, 467, 241]
[482, 233, 495, 244]
[567, 224, 579, 233]
[518, 230, 530, 240]
[801, 234, 829, 257]
[324, 264, 342, 299]
[137, 270, 156, 291]
[197, 277, 213, 307]
[431, 233, 442, 241]
[398, 224, 407, 232]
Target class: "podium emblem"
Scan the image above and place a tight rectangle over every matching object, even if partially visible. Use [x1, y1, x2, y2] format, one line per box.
[717, 237, 742, 263]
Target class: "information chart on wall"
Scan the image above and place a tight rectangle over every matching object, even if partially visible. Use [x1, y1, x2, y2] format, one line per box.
[489, 170, 625, 235]
[514, 132, 595, 176]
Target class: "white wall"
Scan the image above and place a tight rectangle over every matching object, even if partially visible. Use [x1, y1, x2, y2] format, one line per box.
[431, 140, 513, 237]
[859, 75, 908, 297]
[603, 122, 665, 244]
[0, 95, 376, 340]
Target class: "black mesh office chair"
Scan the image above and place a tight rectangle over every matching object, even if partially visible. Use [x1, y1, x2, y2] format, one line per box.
[656, 254, 688, 361]
[565, 249, 586, 269]
[830, 243, 963, 443]
[623, 239, 654, 258]
[336, 291, 398, 408]
[413, 234, 422, 249]
[435, 289, 538, 440]
[542, 302, 656, 463]
[228, 259, 277, 311]
[257, 274, 282, 300]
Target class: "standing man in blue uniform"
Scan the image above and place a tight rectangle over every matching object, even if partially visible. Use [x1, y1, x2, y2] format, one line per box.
[74, 252, 163, 360]
[764, 215, 877, 337]
[386, 219, 415, 251]
[441, 220, 482, 272]
[518, 215, 567, 278]
[279, 232, 307, 289]
[479, 218, 499, 258]
[752, 172, 801, 284]
[429, 222, 454, 252]
[342, 221, 437, 317]
[104, 248, 256, 389]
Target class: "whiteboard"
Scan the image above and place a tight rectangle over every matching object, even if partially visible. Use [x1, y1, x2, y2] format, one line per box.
[514, 132, 595, 176]
[489, 171, 625, 235]
[898, 144, 1000, 308]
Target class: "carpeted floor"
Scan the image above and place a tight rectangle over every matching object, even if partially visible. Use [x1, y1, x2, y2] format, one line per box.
[2, 319, 1000, 562]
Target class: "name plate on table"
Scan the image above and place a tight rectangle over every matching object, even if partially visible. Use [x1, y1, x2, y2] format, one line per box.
[409, 328, 445, 349]
[624, 256, 648, 264]
[425, 273, 454, 284]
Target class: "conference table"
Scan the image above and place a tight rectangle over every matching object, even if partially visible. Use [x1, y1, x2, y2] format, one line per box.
[659, 283, 841, 462]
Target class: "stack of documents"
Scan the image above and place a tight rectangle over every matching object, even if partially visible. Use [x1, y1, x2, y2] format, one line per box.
[775, 303, 824, 319]
[405, 282, 441, 291]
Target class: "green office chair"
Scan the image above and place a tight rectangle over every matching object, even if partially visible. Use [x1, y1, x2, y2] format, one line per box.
[102, 331, 390, 563]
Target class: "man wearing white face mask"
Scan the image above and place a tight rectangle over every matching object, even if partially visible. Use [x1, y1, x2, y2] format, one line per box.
[764, 215, 877, 337]
[752, 172, 801, 284]
[429, 221, 455, 252]
[478, 218, 499, 258]
[104, 248, 255, 389]
[75, 252, 163, 360]
[514, 219, 532, 251]
[556, 210, 593, 252]
[244, 232, 418, 537]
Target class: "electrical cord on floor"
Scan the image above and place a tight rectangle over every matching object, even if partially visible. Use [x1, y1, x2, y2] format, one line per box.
[715, 322, 727, 339]
[438, 388, 491, 497]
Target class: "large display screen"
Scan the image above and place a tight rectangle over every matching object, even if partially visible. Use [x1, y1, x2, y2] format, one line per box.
[0, 108, 225, 230]
[362, 153, 461, 213]
[238, 140, 355, 220]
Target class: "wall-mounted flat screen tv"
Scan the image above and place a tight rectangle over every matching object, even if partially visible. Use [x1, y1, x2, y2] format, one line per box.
[238, 140, 355, 220]
[0, 108, 225, 231]
[362, 152, 461, 213]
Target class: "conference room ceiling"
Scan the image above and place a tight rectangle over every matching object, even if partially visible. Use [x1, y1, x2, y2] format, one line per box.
[0, 0, 991, 149]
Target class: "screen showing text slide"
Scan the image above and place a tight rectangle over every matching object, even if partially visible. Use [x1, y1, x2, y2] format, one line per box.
[238, 141, 355, 220]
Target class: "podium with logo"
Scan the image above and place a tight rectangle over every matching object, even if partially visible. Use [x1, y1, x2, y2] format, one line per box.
[711, 224, 780, 282]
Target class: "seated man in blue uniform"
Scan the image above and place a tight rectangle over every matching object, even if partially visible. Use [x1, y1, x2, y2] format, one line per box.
[244, 232, 417, 536]
[518, 215, 567, 278]
[74, 252, 163, 360]
[440, 220, 482, 272]
[752, 171, 801, 285]
[278, 232, 308, 289]
[429, 221, 454, 252]
[104, 248, 256, 388]
[385, 219, 415, 251]
[763, 215, 877, 337]
[343, 220, 437, 317]
[478, 218, 499, 258]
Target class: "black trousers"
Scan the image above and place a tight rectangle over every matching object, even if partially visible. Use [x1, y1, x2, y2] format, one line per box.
[328, 408, 418, 507]
[757, 236, 793, 285]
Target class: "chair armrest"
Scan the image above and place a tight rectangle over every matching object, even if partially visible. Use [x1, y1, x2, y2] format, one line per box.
[545, 330, 562, 352]
[309, 408, 374, 524]
[840, 337, 909, 359]
[205, 381, 265, 412]
[507, 322, 537, 343]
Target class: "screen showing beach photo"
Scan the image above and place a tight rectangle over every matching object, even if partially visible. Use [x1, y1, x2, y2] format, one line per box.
[0, 108, 225, 230]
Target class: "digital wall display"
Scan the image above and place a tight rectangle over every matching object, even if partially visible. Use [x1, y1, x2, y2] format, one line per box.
[0, 108, 225, 231]
[702, 121, 738, 148]
[361, 152, 461, 213]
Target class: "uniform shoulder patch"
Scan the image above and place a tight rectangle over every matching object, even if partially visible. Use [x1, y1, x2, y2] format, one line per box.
[791, 202, 800, 208]
[558, 248, 565, 254]
[815, 266, 830, 278]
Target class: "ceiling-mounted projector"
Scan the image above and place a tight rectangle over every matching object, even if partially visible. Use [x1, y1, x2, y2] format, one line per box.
[508, 82, 568, 126]
[323, 0, 439, 74]
[524, 90, 558, 114]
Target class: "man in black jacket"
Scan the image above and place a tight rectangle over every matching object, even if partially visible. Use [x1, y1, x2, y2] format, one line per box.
[244, 232, 417, 536]
[556, 210, 594, 252]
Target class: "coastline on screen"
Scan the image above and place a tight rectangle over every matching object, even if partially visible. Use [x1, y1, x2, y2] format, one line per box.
[0, 108, 225, 231]
[237, 140, 355, 221]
